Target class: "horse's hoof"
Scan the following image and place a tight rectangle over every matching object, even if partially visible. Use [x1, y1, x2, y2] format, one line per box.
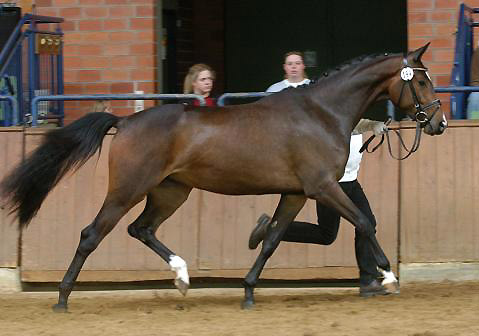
[241, 299, 255, 310]
[52, 304, 68, 313]
[174, 278, 189, 296]
[383, 281, 400, 295]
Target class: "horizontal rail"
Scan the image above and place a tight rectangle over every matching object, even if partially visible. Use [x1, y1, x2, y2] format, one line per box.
[24, 14, 64, 24]
[0, 95, 19, 125]
[216, 88, 479, 106]
[435, 86, 479, 93]
[217, 92, 273, 106]
[31, 94, 206, 126]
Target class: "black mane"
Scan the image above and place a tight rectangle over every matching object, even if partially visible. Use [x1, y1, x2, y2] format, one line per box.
[289, 52, 394, 90]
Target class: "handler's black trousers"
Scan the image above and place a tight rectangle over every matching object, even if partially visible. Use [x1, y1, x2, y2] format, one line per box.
[282, 179, 381, 286]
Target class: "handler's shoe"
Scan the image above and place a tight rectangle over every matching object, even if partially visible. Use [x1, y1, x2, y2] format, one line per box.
[359, 279, 389, 297]
[248, 214, 271, 249]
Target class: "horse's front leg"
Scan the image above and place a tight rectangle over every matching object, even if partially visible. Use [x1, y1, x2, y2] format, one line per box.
[242, 194, 307, 309]
[305, 179, 398, 292]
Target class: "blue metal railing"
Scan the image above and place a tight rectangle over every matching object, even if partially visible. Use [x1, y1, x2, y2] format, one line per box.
[0, 95, 18, 126]
[436, 86, 479, 93]
[0, 14, 63, 70]
[30, 94, 206, 126]
[0, 14, 64, 126]
[448, 4, 473, 118]
[217, 92, 273, 106]
[445, 4, 479, 119]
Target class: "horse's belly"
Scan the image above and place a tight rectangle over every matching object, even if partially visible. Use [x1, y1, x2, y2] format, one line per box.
[170, 169, 303, 195]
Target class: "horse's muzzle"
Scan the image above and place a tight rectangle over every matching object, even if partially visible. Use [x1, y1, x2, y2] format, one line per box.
[438, 120, 447, 133]
[424, 119, 447, 135]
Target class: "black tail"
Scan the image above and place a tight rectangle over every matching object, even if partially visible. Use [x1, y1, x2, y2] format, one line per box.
[0, 112, 120, 229]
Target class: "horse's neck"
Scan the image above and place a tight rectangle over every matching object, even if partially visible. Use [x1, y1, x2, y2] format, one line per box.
[353, 56, 400, 107]
[317, 56, 401, 132]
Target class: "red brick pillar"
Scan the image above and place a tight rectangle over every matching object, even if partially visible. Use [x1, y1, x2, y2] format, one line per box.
[35, 0, 156, 124]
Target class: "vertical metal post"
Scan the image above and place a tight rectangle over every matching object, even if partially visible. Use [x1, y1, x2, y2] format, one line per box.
[155, 1, 163, 94]
[27, 29, 36, 124]
[451, 4, 467, 119]
[16, 43, 24, 124]
[56, 25, 64, 125]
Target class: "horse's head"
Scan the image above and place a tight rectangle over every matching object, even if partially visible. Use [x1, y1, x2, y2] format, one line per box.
[388, 43, 447, 135]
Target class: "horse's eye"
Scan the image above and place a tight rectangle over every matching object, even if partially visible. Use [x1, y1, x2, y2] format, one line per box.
[418, 80, 426, 87]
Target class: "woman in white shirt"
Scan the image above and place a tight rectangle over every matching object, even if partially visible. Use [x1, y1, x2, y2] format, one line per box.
[249, 51, 389, 297]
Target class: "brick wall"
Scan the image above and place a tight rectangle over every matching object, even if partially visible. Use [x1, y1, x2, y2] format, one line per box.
[32, 0, 472, 122]
[35, 0, 156, 124]
[408, 0, 479, 116]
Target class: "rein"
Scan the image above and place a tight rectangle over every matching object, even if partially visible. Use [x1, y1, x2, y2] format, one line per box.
[359, 120, 422, 161]
[359, 56, 440, 160]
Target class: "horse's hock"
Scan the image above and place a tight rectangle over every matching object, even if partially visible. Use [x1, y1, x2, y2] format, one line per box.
[1, 121, 479, 285]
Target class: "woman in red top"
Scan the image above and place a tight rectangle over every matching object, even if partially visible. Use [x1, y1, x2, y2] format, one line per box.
[183, 63, 216, 106]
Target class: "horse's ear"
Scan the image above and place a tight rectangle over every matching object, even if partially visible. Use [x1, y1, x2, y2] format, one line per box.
[410, 42, 431, 62]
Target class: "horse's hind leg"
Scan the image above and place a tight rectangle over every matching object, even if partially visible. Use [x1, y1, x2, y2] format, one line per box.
[127, 179, 192, 295]
[53, 195, 140, 313]
[242, 194, 307, 309]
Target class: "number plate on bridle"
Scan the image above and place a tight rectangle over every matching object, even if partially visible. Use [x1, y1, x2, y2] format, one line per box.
[400, 67, 414, 81]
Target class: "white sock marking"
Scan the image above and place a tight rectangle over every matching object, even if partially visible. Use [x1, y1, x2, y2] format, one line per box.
[169, 255, 190, 285]
[379, 269, 398, 285]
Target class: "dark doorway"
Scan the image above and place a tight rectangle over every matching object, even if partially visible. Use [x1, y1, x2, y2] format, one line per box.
[162, 9, 178, 94]
[224, 1, 407, 118]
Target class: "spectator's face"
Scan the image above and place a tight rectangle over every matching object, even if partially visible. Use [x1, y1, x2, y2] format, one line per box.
[283, 54, 305, 82]
[192, 70, 214, 96]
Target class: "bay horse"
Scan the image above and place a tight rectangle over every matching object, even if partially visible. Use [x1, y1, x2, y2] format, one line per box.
[1, 44, 446, 312]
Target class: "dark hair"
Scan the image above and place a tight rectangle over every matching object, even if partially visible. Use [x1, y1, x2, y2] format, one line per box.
[284, 51, 304, 63]
[283, 51, 308, 79]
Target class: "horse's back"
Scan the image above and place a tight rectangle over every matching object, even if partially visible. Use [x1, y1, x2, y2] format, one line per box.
[107, 101, 349, 196]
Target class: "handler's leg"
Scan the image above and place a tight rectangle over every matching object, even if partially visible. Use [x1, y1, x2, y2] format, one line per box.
[243, 194, 307, 309]
[250, 181, 371, 248]
[248, 200, 340, 249]
[348, 181, 381, 286]
[349, 180, 399, 295]
[303, 180, 391, 272]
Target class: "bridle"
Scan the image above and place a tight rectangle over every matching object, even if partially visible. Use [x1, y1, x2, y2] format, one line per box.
[397, 57, 441, 127]
[360, 57, 441, 160]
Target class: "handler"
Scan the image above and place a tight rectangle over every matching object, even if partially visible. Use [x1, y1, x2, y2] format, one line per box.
[249, 50, 391, 297]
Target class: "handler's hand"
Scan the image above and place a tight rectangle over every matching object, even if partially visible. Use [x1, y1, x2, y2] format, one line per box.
[372, 121, 388, 136]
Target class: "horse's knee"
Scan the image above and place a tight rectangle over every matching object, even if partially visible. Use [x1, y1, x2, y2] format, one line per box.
[355, 217, 375, 236]
[260, 237, 280, 258]
[77, 236, 98, 256]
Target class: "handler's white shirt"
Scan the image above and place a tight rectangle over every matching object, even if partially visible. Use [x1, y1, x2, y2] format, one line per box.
[266, 79, 311, 93]
[339, 134, 363, 182]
